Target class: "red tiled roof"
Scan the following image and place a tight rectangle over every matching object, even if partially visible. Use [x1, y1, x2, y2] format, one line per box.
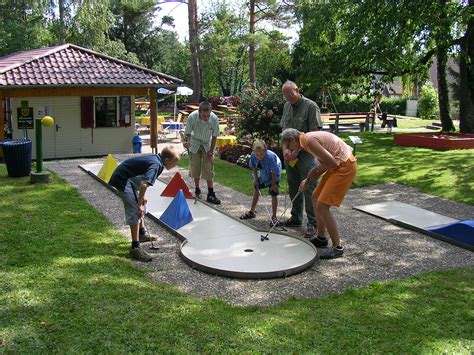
[0, 44, 182, 87]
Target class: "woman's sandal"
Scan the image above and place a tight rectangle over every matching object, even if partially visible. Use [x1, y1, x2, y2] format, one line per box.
[240, 211, 256, 219]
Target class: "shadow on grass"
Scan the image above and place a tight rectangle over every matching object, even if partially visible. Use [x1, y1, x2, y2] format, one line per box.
[0, 165, 472, 353]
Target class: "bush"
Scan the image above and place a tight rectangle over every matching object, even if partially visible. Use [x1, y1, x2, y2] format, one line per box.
[219, 144, 252, 166]
[208, 96, 241, 107]
[418, 82, 439, 120]
[334, 96, 407, 115]
[237, 80, 285, 144]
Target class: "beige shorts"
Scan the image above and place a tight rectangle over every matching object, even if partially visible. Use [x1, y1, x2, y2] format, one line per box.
[189, 146, 214, 181]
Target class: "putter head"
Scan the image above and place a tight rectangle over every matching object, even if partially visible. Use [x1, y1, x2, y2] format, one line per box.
[149, 245, 160, 250]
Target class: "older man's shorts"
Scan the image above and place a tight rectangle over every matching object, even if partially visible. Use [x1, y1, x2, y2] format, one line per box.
[189, 146, 214, 181]
[313, 156, 357, 207]
[117, 178, 145, 225]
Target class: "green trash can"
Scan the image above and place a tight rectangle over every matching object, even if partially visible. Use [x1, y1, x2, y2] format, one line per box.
[1, 140, 33, 177]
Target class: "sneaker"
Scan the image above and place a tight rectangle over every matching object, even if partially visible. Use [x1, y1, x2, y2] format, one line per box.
[240, 211, 256, 220]
[129, 247, 153, 262]
[310, 236, 329, 248]
[139, 230, 157, 242]
[304, 225, 317, 237]
[207, 193, 221, 205]
[283, 218, 302, 227]
[320, 246, 344, 259]
[269, 216, 280, 227]
[195, 188, 202, 199]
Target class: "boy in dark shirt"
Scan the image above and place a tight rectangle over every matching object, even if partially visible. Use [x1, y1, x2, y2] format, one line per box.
[109, 146, 180, 262]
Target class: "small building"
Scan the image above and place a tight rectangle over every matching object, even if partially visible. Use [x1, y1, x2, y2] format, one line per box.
[0, 44, 182, 158]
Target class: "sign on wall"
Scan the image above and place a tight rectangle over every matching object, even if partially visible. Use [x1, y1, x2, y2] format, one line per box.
[17, 100, 34, 129]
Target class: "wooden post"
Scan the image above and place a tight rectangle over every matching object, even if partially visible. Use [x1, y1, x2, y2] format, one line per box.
[0, 94, 4, 142]
[150, 89, 157, 153]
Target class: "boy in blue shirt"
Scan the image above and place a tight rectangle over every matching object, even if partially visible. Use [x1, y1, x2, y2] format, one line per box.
[240, 140, 282, 226]
[109, 146, 180, 262]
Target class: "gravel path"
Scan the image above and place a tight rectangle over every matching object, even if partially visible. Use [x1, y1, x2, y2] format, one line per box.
[46, 154, 474, 307]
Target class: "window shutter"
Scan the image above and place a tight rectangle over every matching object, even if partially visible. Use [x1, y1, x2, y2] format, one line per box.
[81, 96, 94, 128]
[119, 96, 132, 127]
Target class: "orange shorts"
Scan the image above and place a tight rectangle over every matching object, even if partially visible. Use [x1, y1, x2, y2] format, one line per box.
[312, 156, 357, 207]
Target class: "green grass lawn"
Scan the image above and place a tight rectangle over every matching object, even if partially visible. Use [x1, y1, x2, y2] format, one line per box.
[1, 167, 473, 352]
[179, 131, 474, 205]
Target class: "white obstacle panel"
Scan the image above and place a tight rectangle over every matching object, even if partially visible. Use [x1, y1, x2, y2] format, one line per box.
[80, 163, 317, 278]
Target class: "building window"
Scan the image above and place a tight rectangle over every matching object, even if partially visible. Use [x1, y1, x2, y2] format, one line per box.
[95, 97, 117, 127]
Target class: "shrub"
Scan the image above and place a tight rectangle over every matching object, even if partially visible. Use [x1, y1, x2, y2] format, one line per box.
[334, 96, 407, 115]
[418, 82, 439, 120]
[237, 80, 285, 144]
[219, 144, 252, 166]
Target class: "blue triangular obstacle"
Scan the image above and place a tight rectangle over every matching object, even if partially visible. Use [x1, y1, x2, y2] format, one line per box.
[159, 189, 193, 230]
[426, 220, 474, 246]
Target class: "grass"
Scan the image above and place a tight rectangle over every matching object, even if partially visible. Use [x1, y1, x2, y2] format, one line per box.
[178, 156, 288, 196]
[179, 131, 474, 205]
[1, 167, 473, 352]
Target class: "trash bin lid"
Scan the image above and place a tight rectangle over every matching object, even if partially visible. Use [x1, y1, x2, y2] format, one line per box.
[3, 139, 32, 146]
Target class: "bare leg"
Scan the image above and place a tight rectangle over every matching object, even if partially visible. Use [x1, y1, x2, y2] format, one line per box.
[194, 178, 200, 190]
[206, 179, 213, 189]
[130, 224, 139, 242]
[250, 190, 259, 212]
[313, 198, 326, 237]
[316, 201, 341, 246]
[271, 195, 277, 218]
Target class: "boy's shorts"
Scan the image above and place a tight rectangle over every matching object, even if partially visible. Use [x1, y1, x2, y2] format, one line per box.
[313, 156, 357, 207]
[117, 177, 145, 225]
[189, 146, 214, 181]
[255, 182, 279, 196]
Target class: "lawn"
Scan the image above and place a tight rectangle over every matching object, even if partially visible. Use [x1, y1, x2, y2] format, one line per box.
[179, 131, 474, 205]
[1, 166, 473, 352]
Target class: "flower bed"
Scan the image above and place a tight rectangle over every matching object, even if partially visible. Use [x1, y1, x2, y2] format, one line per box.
[219, 144, 252, 168]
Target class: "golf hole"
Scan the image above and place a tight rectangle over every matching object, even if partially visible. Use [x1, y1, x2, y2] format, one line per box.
[244, 249, 254, 253]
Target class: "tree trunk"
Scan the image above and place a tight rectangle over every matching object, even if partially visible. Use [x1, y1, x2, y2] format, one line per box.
[58, 0, 66, 44]
[188, 0, 201, 102]
[249, 0, 256, 85]
[436, 51, 455, 131]
[459, 0, 474, 133]
[436, 0, 454, 131]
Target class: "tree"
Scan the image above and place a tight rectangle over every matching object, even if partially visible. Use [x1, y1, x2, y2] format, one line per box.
[248, 0, 294, 84]
[47, 0, 82, 44]
[200, 2, 248, 96]
[255, 30, 291, 85]
[188, 0, 202, 101]
[0, 0, 52, 56]
[459, 0, 474, 133]
[294, 0, 470, 131]
[109, 0, 160, 65]
[68, 0, 141, 64]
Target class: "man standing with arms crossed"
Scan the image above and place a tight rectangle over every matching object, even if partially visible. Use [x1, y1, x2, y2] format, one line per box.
[183, 101, 221, 204]
[281, 80, 322, 237]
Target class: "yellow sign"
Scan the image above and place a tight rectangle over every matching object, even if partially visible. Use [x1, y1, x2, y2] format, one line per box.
[97, 154, 118, 183]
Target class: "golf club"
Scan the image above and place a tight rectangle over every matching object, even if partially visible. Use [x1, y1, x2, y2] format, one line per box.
[256, 186, 287, 232]
[131, 182, 159, 251]
[261, 190, 301, 242]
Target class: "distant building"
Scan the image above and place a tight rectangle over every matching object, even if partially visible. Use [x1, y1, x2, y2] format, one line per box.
[0, 44, 182, 158]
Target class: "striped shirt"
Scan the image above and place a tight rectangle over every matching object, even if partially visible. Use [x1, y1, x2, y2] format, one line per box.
[184, 110, 220, 154]
[300, 131, 353, 165]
